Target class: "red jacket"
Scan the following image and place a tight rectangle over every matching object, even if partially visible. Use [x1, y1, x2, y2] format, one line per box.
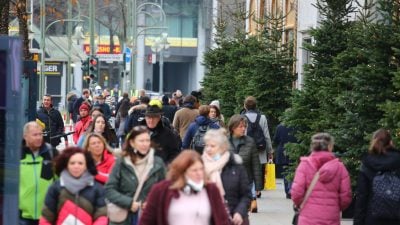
[139, 180, 230, 225]
[95, 149, 116, 184]
[73, 116, 92, 144]
[291, 151, 352, 225]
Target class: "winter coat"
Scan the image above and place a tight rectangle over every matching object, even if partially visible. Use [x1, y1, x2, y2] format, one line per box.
[172, 106, 199, 139]
[273, 124, 298, 165]
[139, 180, 231, 225]
[73, 116, 92, 144]
[94, 149, 116, 185]
[144, 120, 181, 164]
[182, 115, 220, 149]
[94, 102, 112, 121]
[162, 104, 178, 124]
[20, 142, 57, 220]
[353, 148, 400, 225]
[104, 154, 166, 225]
[221, 153, 251, 219]
[291, 151, 352, 225]
[36, 105, 65, 147]
[229, 135, 263, 191]
[39, 180, 107, 225]
[243, 110, 273, 164]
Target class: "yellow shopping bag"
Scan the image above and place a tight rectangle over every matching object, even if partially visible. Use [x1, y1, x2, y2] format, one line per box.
[264, 162, 276, 190]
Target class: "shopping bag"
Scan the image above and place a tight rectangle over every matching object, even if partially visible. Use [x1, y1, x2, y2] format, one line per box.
[264, 162, 276, 190]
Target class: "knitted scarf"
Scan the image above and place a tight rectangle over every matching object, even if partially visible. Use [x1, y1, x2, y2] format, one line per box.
[60, 170, 94, 195]
[202, 151, 230, 197]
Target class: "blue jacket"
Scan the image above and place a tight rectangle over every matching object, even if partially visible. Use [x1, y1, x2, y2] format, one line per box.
[182, 115, 219, 149]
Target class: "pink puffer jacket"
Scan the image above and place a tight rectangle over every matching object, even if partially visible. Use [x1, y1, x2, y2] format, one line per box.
[291, 151, 352, 225]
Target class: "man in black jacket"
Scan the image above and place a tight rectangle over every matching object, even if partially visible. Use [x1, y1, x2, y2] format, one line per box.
[36, 94, 64, 147]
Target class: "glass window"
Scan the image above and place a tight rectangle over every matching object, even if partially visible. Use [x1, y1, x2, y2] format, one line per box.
[164, 0, 199, 38]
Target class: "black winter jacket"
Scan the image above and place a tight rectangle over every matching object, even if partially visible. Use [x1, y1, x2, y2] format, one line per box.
[36, 106, 64, 147]
[229, 135, 263, 191]
[353, 148, 400, 225]
[221, 153, 251, 219]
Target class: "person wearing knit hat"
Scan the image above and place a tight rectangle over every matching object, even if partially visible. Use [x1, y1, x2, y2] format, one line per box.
[210, 100, 220, 110]
[73, 102, 93, 144]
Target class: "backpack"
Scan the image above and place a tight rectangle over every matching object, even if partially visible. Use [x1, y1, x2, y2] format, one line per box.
[368, 168, 400, 219]
[190, 125, 210, 154]
[124, 109, 146, 134]
[245, 113, 266, 151]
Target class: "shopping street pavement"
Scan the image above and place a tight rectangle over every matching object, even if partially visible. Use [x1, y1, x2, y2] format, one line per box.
[249, 179, 353, 225]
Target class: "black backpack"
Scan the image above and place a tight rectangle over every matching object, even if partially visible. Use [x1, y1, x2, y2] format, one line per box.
[365, 166, 400, 219]
[124, 109, 146, 134]
[245, 113, 266, 151]
[190, 125, 209, 154]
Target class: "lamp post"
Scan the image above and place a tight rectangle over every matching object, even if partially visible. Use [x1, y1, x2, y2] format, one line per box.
[39, 19, 83, 98]
[151, 32, 169, 94]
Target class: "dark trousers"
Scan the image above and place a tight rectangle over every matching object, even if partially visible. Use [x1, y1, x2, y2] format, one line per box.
[19, 218, 39, 225]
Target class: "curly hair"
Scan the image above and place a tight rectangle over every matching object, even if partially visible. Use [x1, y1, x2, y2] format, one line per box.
[53, 147, 97, 176]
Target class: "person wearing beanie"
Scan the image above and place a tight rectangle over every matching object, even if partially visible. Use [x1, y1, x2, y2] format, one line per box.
[172, 95, 199, 140]
[73, 102, 92, 144]
[161, 95, 177, 124]
[138, 102, 181, 163]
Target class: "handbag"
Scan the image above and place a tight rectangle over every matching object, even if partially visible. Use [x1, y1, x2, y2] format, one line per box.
[107, 162, 150, 223]
[264, 160, 276, 190]
[292, 170, 321, 225]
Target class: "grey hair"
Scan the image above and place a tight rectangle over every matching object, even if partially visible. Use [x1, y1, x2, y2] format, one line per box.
[23, 121, 42, 136]
[203, 128, 230, 152]
[310, 132, 334, 152]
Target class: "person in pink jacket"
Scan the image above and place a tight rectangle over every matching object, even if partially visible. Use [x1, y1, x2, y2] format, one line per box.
[291, 132, 352, 225]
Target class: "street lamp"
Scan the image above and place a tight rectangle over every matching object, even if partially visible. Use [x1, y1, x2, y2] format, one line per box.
[39, 19, 83, 99]
[151, 32, 170, 94]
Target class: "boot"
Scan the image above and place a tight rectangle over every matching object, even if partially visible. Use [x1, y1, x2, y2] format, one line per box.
[250, 199, 258, 213]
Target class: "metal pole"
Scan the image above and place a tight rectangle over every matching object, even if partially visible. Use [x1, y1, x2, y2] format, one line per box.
[131, 0, 137, 93]
[159, 48, 163, 94]
[39, 0, 45, 99]
[89, 0, 95, 56]
[66, 0, 72, 121]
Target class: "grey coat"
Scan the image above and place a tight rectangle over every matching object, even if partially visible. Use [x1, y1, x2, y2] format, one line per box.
[229, 135, 263, 191]
[105, 153, 166, 225]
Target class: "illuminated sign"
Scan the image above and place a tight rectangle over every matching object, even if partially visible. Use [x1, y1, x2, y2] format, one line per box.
[84, 44, 122, 54]
[36, 62, 62, 76]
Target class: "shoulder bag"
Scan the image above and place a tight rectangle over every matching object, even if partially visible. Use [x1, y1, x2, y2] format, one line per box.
[292, 170, 320, 225]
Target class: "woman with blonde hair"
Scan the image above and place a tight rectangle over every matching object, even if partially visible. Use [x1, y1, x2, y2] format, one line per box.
[81, 132, 115, 185]
[139, 150, 230, 225]
[202, 128, 250, 225]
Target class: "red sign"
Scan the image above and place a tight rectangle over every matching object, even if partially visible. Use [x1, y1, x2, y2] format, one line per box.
[84, 44, 121, 54]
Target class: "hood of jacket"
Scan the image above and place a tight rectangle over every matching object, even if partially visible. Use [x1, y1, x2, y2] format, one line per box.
[302, 151, 338, 184]
[195, 115, 213, 126]
[362, 148, 400, 172]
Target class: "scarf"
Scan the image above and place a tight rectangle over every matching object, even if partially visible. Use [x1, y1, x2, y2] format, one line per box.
[124, 148, 155, 185]
[202, 151, 230, 197]
[60, 170, 94, 195]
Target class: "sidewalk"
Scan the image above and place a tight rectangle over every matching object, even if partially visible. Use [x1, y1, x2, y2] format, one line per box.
[249, 179, 353, 225]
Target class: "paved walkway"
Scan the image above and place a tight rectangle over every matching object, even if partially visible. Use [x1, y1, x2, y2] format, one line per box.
[249, 179, 353, 225]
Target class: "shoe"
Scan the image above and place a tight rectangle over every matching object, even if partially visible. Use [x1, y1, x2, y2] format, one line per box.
[286, 193, 291, 199]
[250, 199, 258, 213]
[256, 191, 262, 198]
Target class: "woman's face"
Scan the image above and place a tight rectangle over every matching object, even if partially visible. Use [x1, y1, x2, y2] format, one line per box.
[204, 139, 221, 157]
[185, 160, 204, 183]
[209, 108, 217, 119]
[129, 132, 151, 155]
[94, 116, 106, 133]
[68, 153, 87, 178]
[88, 136, 105, 158]
[232, 121, 247, 137]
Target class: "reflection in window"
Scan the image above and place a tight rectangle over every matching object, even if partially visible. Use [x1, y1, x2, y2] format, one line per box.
[164, 0, 199, 38]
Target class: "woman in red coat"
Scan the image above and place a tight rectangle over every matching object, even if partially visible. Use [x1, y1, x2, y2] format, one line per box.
[82, 132, 116, 184]
[139, 150, 230, 225]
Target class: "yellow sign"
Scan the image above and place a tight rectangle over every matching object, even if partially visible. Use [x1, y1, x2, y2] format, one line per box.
[145, 37, 197, 48]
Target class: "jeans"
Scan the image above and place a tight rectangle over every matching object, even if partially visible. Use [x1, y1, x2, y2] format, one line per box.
[250, 182, 256, 199]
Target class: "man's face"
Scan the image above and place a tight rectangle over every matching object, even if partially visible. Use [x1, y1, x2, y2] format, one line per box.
[145, 115, 161, 129]
[42, 96, 52, 108]
[24, 125, 43, 151]
[83, 92, 90, 99]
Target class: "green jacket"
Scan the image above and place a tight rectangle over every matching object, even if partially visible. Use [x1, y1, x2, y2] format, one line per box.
[105, 151, 166, 225]
[19, 143, 56, 220]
